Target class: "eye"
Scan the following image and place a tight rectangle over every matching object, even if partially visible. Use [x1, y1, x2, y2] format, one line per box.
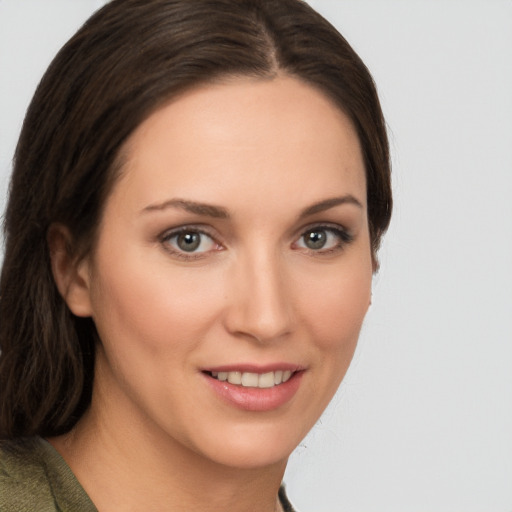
[294, 226, 352, 253]
[161, 228, 219, 256]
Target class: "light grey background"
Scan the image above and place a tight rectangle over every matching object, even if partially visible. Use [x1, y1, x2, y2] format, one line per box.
[1, 1, 511, 511]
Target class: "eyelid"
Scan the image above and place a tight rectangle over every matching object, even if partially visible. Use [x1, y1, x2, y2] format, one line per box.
[159, 224, 216, 240]
[296, 221, 352, 239]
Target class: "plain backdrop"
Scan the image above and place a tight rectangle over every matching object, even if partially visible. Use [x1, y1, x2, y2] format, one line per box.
[1, 1, 511, 511]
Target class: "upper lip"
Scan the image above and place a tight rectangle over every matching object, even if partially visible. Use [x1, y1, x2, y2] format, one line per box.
[202, 363, 305, 374]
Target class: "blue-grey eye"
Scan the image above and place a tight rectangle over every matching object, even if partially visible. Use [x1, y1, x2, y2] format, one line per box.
[296, 227, 347, 251]
[166, 230, 216, 253]
[303, 230, 327, 250]
[177, 232, 201, 251]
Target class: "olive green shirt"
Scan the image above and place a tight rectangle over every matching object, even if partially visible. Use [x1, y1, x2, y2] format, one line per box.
[0, 437, 96, 511]
[0, 437, 297, 511]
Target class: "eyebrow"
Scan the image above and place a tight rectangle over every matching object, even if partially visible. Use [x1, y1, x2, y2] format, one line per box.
[141, 195, 362, 219]
[142, 198, 229, 218]
[298, 195, 363, 218]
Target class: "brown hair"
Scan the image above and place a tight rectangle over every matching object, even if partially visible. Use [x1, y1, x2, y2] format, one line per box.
[0, 0, 391, 438]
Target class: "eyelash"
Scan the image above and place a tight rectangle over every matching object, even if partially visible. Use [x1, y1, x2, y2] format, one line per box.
[159, 223, 353, 261]
[293, 224, 353, 255]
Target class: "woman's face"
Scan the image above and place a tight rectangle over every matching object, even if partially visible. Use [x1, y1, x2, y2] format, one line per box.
[77, 76, 372, 469]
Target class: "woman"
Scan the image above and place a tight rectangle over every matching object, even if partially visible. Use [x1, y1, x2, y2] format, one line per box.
[0, 0, 391, 510]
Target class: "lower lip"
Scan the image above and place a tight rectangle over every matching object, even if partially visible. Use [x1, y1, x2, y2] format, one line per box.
[203, 372, 303, 412]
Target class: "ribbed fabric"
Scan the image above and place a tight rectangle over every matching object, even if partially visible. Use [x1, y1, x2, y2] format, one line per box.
[0, 437, 97, 511]
[0, 437, 298, 511]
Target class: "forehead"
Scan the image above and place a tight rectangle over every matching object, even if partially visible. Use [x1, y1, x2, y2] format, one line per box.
[112, 75, 366, 215]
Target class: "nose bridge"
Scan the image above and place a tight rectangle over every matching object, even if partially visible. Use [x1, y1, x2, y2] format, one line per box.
[225, 244, 292, 342]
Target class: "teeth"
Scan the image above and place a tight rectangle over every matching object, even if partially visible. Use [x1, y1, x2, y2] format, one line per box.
[227, 371, 242, 385]
[211, 370, 295, 388]
[241, 372, 259, 387]
[258, 372, 275, 388]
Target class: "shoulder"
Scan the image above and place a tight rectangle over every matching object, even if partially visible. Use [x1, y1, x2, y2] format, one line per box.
[0, 437, 57, 511]
[1, 437, 98, 512]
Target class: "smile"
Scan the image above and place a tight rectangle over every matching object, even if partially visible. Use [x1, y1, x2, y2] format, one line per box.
[209, 370, 293, 388]
[204, 367, 303, 411]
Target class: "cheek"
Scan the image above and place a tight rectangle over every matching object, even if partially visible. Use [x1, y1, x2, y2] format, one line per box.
[289, 260, 372, 436]
[88, 250, 225, 359]
[299, 264, 372, 353]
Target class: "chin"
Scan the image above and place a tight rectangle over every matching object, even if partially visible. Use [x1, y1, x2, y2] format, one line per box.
[205, 439, 293, 471]
[181, 420, 308, 471]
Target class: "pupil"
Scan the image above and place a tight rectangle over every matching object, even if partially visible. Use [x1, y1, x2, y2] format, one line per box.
[177, 232, 200, 252]
[305, 230, 326, 249]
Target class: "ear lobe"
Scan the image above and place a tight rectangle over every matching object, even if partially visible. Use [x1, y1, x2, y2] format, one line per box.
[47, 223, 93, 317]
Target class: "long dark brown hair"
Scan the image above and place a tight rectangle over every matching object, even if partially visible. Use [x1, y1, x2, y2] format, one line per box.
[0, 0, 392, 438]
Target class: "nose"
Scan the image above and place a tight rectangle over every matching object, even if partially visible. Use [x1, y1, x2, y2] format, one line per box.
[223, 250, 293, 343]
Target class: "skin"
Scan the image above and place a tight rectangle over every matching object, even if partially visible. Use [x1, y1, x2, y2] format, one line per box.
[49, 75, 373, 512]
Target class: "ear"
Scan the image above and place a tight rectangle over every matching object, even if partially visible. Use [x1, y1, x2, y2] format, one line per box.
[47, 223, 93, 317]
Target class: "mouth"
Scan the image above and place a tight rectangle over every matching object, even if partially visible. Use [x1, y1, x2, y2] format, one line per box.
[203, 367, 304, 411]
[206, 370, 294, 389]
